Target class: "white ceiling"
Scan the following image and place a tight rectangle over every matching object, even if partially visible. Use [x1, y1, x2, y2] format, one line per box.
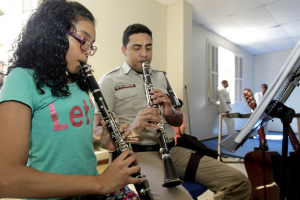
[155, 0, 300, 55]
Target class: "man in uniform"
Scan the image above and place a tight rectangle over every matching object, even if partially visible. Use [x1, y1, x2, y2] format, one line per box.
[94, 24, 251, 200]
[218, 80, 235, 136]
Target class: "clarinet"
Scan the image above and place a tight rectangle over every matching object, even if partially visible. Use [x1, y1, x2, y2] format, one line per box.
[80, 63, 154, 200]
[142, 62, 183, 188]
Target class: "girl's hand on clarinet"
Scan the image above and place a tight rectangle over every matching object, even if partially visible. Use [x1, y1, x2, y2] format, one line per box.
[99, 120, 117, 151]
[97, 150, 147, 194]
[99, 116, 139, 150]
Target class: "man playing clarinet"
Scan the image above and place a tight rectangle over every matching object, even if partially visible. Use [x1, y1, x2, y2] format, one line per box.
[94, 23, 251, 200]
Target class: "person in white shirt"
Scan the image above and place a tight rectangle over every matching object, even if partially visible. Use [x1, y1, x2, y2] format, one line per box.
[254, 84, 268, 135]
[254, 84, 268, 107]
[218, 80, 235, 135]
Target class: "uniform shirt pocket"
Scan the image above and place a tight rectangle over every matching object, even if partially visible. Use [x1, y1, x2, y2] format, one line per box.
[115, 88, 138, 110]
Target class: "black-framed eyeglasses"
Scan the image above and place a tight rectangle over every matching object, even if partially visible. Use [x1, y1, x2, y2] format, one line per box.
[68, 31, 97, 56]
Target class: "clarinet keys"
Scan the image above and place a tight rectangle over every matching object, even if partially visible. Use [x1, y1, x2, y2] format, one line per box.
[142, 61, 183, 188]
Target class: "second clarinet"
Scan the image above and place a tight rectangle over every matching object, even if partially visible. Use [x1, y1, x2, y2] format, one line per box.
[81, 63, 154, 200]
[142, 61, 183, 188]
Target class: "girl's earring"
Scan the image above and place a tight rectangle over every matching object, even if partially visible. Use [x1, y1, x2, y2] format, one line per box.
[66, 71, 69, 76]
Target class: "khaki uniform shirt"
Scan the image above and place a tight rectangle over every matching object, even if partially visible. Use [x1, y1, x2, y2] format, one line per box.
[96, 62, 175, 145]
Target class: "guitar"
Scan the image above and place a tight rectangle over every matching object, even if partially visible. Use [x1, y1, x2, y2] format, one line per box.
[243, 88, 269, 151]
[243, 88, 300, 199]
[243, 88, 300, 154]
[243, 88, 256, 110]
[243, 88, 280, 200]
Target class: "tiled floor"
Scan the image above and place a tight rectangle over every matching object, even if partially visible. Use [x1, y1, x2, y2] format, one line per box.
[2, 156, 247, 200]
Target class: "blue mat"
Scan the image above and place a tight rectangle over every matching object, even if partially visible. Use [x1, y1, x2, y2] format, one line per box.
[201, 132, 298, 158]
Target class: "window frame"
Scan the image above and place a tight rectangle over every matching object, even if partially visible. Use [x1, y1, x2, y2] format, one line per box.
[206, 39, 244, 105]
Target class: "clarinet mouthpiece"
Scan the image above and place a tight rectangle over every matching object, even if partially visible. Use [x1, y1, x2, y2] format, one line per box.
[80, 61, 86, 67]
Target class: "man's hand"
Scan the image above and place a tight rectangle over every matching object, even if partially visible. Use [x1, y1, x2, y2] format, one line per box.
[127, 107, 161, 137]
[127, 89, 183, 135]
[150, 89, 174, 118]
[150, 89, 183, 126]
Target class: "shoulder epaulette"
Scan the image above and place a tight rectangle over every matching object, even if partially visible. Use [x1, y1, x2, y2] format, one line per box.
[104, 66, 121, 76]
[152, 68, 166, 75]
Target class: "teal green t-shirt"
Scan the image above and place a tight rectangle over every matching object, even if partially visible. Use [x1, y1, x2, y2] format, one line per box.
[0, 68, 99, 199]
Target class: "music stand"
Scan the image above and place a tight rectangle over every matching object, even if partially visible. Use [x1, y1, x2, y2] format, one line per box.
[220, 39, 300, 199]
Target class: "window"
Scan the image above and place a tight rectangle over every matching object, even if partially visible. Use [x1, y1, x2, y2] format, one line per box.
[235, 55, 243, 103]
[0, 0, 40, 70]
[206, 39, 218, 103]
[207, 40, 244, 104]
[22, 0, 39, 28]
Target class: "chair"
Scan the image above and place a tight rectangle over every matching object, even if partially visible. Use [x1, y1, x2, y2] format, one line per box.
[218, 112, 251, 163]
[182, 180, 207, 200]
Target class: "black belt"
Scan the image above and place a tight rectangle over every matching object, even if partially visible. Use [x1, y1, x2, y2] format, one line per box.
[131, 140, 175, 152]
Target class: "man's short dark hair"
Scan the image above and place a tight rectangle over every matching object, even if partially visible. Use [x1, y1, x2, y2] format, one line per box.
[221, 80, 228, 84]
[261, 84, 268, 89]
[123, 23, 152, 48]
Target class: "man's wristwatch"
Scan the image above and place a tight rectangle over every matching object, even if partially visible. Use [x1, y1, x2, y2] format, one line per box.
[165, 107, 177, 120]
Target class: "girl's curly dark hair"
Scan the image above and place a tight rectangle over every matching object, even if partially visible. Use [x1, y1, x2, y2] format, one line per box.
[7, 0, 95, 97]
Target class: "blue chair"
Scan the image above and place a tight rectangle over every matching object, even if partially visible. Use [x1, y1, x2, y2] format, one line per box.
[182, 180, 207, 200]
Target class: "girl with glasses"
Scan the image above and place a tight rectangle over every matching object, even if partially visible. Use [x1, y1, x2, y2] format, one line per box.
[0, 0, 144, 199]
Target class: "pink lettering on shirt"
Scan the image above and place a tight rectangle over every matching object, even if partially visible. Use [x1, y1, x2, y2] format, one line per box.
[69, 106, 83, 127]
[49, 102, 68, 131]
[83, 100, 90, 125]
[89, 99, 93, 108]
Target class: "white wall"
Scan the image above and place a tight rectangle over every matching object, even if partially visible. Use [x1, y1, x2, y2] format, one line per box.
[190, 22, 255, 140]
[254, 49, 300, 132]
[166, 1, 193, 135]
